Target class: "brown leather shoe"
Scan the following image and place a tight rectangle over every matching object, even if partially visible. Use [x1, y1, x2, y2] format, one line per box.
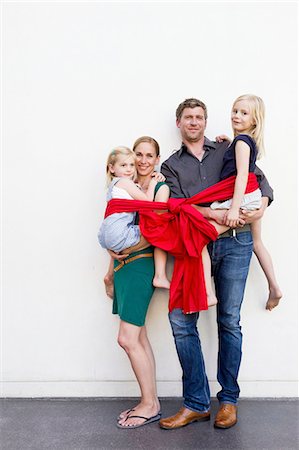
[159, 406, 210, 430]
[214, 404, 237, 429]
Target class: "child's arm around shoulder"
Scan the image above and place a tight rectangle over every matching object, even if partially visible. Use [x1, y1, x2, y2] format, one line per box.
[116, 177, 157, 201]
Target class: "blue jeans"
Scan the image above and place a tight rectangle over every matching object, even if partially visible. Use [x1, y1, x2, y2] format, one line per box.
[169, 231, 253, 412]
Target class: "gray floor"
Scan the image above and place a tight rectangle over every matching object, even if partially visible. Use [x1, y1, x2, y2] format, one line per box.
[0, 398, 298, 450]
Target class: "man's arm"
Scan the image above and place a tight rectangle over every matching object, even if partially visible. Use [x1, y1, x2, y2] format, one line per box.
[255, 165, 274, 205]
[239, 196, 268, 223]
[193, 199, 268, 227]
[161, 161, 184, 198]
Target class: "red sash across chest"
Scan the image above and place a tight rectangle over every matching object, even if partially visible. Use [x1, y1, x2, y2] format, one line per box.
[104, 174, 258, 314]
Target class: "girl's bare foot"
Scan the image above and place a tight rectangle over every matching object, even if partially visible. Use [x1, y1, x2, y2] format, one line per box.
[153, 275, 170, 289]
[104, 275, 114, 299]
[207, 292, 218, 307]
[266, 287, 282, 311]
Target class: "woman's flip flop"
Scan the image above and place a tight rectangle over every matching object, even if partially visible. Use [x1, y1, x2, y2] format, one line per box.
[117, 412, 161, 429]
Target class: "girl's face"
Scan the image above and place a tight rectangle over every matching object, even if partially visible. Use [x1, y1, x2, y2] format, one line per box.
[231, 100, 255, 134]
[134, 142, 160, 177]
[109, 154, 136, 179]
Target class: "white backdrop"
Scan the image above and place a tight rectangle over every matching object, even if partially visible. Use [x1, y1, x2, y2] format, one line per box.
[1, 1, 298, 397]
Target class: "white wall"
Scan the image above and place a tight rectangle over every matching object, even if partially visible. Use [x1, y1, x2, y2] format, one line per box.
[1, 1, 298, 398]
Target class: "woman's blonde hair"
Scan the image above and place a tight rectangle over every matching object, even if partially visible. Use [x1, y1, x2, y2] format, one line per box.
[106, 146, 136, 184]
[233, 94, 265, 159]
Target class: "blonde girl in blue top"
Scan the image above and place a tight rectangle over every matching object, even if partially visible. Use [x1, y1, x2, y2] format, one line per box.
[214, 94, 282, 310]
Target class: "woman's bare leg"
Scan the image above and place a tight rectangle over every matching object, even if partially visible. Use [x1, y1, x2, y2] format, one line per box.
[251, 220, 282, 310]
[153, 248, 170, 289]
[118, 327, 160, 420]
[117, 321, 160, 427]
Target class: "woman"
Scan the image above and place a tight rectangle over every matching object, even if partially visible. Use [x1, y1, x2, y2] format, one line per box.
[102, 136, 170, 429]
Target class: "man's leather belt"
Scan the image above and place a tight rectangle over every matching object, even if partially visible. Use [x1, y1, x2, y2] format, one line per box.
[218, 224, 251, 239]
[114, 252, 153, 272]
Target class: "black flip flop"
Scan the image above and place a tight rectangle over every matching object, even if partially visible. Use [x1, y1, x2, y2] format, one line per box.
[117, 412, 161, 429]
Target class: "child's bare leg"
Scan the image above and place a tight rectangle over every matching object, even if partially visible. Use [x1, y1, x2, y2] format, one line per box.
[104, 257, 114, 299]
[208, 220, 229, 236]
[251, 220, 282, 311]
[153, 248, 170, 289]
[202, 245, 217, 307]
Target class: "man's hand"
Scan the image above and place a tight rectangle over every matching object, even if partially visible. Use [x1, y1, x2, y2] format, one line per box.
[209, 208, 246, 227]
[193, 205, 224, 223]
[193, 205, 247, 227]
[209, 208, 227, 225]
[239, 209, 261, 224]
[239, 197, 269, 224]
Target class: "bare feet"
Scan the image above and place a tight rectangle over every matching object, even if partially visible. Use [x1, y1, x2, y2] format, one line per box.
[153, 275, 170, 289]
[207, 292, 218, 308]
[104, 274, 114, 299]
[266, 286, 282, 311]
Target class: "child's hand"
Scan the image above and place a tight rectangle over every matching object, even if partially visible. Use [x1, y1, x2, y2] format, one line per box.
[149, 177, 158, 186]
[215, 134, 231, 143]
[152, 171, 166, 182]
[224, 208, 240, 228]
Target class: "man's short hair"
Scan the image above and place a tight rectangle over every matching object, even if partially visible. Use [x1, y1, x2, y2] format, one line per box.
[176, 98, 208, 121]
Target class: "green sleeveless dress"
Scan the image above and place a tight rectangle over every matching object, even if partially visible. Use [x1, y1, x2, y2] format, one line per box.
[112, 182, 167, 326]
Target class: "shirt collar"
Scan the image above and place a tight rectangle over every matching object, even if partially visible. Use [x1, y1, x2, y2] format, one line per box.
[177, 137, 216, 156]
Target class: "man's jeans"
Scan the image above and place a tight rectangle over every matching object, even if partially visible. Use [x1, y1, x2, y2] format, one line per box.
[169, 231, 253, 412]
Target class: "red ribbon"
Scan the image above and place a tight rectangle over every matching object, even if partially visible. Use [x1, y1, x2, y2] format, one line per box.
[104, 174, 258, 313]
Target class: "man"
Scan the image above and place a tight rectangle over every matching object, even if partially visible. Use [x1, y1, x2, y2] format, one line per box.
[159, 98, 273, 430]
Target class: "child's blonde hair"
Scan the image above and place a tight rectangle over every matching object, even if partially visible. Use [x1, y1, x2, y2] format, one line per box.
[106, 146, 137, 184]
[233, 94, 265, 159]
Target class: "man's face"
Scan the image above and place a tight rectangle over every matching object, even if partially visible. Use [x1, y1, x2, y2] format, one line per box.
[176, 107, 207, 143]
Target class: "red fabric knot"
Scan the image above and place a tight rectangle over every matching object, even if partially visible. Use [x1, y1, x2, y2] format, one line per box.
[167, 198, 185, 214]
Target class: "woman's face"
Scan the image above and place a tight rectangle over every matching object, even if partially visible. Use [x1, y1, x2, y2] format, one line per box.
[134, 142, 160, 178]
